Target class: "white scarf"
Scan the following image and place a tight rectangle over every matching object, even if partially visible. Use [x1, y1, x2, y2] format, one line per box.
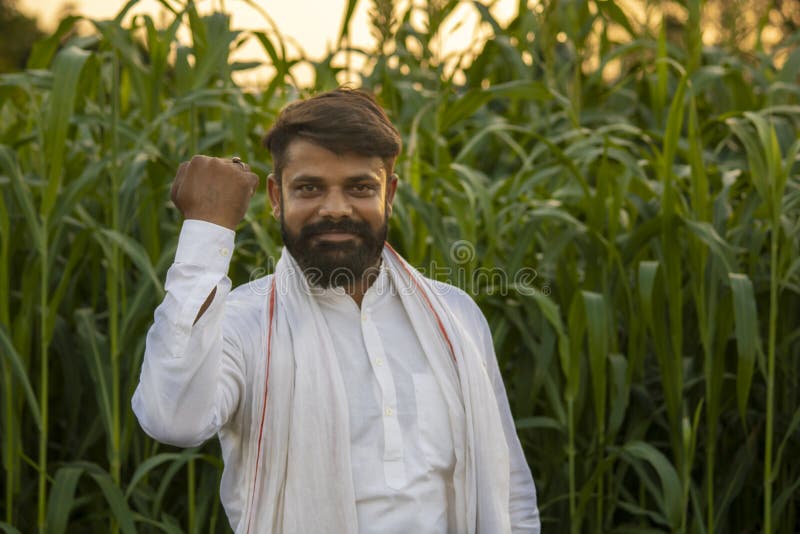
[238, 245, 511, 533]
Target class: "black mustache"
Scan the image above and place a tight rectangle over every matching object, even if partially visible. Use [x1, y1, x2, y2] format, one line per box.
[300, 219, 371, 239]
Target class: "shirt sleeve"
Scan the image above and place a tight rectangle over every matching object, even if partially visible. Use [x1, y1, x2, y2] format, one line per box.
[471, 303, 541, 534]
[131, 219, 245, 447]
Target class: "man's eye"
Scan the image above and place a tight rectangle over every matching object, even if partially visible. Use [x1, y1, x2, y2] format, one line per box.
[352, 184, 374, 193]
[298, 184, 317, 193]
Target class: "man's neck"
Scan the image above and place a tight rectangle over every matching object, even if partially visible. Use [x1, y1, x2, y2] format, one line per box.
[353, 262, 383, 307]
[336, 259, 382, 308]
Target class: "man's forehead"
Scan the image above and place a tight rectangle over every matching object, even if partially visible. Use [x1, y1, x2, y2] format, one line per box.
[284, 139, 387, 176]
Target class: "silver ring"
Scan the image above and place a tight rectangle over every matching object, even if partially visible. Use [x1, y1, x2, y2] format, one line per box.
[231, 156, 246, 169]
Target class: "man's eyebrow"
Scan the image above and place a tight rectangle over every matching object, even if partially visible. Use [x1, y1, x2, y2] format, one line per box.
[288, 174, 325, 184]
[288, 173, 382, 184]
[343, 174, 381, 184]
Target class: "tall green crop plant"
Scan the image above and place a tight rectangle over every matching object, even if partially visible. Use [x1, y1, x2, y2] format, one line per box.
[0, 2, 265, 529]
[0, 146, 44, 526]
[0, 163, 15, 520]
[107, 49, 123, 533]
[728, 111, 799, 534]
[1, 0, 799, 531]
[684, 86, 719, 534]
[0, 41, 90, 528]
[37, 45, 92, 530]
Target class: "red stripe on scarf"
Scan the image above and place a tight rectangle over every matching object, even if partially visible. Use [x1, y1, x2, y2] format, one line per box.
[385, 243, 457, 365]
[246, 276, 276, 534]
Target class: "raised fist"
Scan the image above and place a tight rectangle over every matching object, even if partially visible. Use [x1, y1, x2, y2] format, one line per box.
[170, 155, 260, 231]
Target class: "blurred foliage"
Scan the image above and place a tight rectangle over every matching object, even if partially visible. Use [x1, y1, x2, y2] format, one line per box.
[1, 0, 799, 532]
[0, 0, 44, 72]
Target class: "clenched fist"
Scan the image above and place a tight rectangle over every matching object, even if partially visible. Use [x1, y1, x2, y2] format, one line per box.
[170, 155, 260, 231]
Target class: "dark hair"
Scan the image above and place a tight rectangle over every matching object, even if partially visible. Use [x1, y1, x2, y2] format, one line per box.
[262, 88, 402, 181]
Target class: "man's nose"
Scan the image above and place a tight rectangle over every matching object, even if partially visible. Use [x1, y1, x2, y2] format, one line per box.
[318, 188, 353, 219]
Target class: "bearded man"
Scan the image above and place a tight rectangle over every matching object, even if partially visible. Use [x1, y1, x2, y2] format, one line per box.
[132, 88, 540, 533]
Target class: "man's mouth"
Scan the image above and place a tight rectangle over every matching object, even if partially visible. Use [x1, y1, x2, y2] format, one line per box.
[313, 231, 359, 243]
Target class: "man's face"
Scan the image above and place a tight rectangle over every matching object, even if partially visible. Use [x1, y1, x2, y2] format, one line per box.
[267, 139, 398, 288]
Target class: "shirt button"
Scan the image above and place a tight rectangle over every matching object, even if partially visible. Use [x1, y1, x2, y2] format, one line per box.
[219, 247, 230, 257]
[384, 407, 393, 417]
[361, 313, 367, 322]
[375, 358, 383, 366]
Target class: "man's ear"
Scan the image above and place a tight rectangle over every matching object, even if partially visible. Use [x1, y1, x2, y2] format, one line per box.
[386, 173, 399, 217]
[267, 173, 281, 219]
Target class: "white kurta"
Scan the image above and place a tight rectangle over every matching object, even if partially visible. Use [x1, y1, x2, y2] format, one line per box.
[132, 220, 540, 533]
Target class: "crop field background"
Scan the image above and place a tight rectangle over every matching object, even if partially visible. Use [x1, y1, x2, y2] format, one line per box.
[0, 0, 799, 532]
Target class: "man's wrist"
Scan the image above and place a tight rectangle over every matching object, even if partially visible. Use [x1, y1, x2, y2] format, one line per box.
[179, 211, 240, 231]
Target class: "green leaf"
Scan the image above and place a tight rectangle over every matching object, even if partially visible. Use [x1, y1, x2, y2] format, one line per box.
[637, 261, 660, 327]
[0, 325, 41, 431]
[100, 229, 164, 297]
[729, 273, 759, 425]
[565, 292, 586, 403]
[596, 0, 635, 38]
[682, 218, 737, 273]
[125, 452, 200, 499]
[0, 146, 42, 252]
[75, 309, 113, 439]
[621, 441, 683, 529]
[607, 353, 629, 439]
[76, 462, 138, 534]
[441, 81, 550, 131]
[27, 16, 81, 69]
[771, 406, 800, 482]
[46, 466, 84, 534]
[190, 13, 237, 90]
[337, 0, 360, 46]
[583, 291, 608, 437]
[515, 416, 564, 432]
[772, 475, 800, 528]
[728, 117, 769, 204]
[41, 46, 92, 217]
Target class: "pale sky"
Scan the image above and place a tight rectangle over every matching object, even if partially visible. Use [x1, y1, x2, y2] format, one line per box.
[18, 0, 519, 85]
[19, 0, 380, 56]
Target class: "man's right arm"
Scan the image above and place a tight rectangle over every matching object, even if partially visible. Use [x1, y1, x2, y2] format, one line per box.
[131, 220, 245, 447]
[132, 155, 259, 447]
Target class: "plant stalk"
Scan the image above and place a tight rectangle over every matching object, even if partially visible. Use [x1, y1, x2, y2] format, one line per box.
[37, 224, 48, 532]
[763, 218, 778, 533]
[568, 398, 577, 534]
[108, 51, 122, 534]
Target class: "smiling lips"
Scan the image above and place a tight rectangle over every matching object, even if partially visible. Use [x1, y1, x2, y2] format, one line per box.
[313, 231, 359, 242]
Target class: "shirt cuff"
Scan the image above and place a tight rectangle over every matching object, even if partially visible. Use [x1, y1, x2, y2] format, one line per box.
[175, 219, 236, 273]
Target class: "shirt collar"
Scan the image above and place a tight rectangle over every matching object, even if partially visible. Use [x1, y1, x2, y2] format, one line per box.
[315, 258, 393, 310]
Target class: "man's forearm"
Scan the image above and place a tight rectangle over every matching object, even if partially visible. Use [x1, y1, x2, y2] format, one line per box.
[132, 262, 232, 446]
[195, 287, 217, 324]
[132, 220, 238, 447]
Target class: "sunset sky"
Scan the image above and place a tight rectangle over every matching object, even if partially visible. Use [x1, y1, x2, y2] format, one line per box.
[17, 0, 519, 84]
[19, 0, 380, 58]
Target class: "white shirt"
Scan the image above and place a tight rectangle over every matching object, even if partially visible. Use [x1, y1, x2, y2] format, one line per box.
[132, 220, 540, 533]
[317, 260, 460, 533]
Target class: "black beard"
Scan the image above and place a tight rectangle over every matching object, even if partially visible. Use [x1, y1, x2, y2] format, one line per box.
[280, 209, 388, 289]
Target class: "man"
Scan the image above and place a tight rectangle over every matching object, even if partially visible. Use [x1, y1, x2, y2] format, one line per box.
[132, 88, 540, 533]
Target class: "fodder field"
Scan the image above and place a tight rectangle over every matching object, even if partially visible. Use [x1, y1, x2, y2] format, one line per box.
[1, 0, 799, 532]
